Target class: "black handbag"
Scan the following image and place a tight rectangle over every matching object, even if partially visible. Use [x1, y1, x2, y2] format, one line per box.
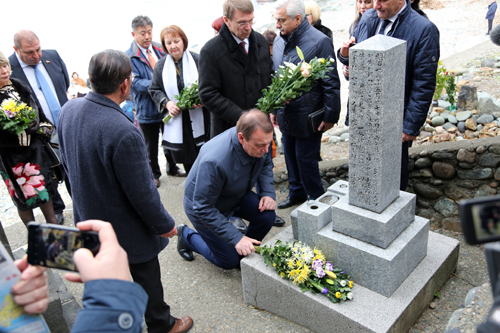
[308, 108, 325, 133]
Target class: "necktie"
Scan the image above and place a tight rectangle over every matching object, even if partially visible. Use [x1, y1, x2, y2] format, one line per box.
[30, 64, 60, 126]
[240, 41, 248, 54]
[147, 49, 156, 69]
[378, 19, 391, 35]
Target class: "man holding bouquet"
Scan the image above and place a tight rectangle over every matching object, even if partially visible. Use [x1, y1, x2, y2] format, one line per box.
[272, 0, 341, 208]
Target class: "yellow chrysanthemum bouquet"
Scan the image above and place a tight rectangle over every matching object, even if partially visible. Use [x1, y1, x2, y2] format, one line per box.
[256, 240, 353, 303]
[0, 99, 36, 135]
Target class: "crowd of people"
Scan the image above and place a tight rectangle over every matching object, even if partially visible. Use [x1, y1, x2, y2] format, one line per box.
[1, 0, 441, 331]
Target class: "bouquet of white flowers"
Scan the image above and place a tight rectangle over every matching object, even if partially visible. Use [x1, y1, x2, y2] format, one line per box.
[256, 47, 334, 114]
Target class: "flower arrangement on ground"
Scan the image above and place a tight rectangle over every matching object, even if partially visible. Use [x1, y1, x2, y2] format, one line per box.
[0, 99, 37, 135]
[163, 81, 201, 124]
[256, 47, 334, 115]
[255, 240, 353, 303]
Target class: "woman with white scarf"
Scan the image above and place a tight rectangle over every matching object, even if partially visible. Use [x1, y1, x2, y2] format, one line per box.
[150, 25, 209, 175]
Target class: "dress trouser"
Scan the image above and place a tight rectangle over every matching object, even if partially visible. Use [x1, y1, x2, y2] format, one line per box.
[139, 122, 177, 179]
[183, 191, 275, 270]
[52, 172, 72, 214]
[282, 132, 325, 200]
[400, 140, 411, 191]
[129, 255, 176, 333]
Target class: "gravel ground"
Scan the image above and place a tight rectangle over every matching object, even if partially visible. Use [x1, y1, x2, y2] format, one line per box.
[1, 0, 500, 332]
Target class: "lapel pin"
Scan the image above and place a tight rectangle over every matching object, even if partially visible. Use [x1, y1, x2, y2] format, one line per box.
[46, 60, 51, 64]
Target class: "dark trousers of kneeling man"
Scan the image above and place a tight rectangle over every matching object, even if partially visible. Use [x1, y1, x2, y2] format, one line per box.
[178, 112, 276, 269]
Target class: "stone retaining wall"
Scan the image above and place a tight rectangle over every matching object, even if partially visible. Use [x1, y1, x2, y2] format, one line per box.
[273, 136, 500, 231]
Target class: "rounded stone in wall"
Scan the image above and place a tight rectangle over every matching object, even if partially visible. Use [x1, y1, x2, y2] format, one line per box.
[476, 145, 487, 154]
[414, 183, 443, 199]
[478, 153, 500, 167]
[432, 162, 456, 179]
[434, 198, 458, 217]
[457, 168, 493, 180]
[474, 184, 497, 197]
[495, 167, 500, 180]
[415, 157, 432, 168]
[432, 152, 455, 160]
[458, 162, 474, 169]
[457, 148, 476, 163]
[444, 184, 472, 201]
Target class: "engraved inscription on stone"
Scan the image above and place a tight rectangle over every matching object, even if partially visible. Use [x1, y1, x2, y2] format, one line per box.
[348, 35, 407, 213]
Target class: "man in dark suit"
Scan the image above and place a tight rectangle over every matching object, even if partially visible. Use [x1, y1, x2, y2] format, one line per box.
[9, 30, 70, 225]
[198, 0, 285, 231]
[177, 110, 276, 270]
[58, 49, 193, 333]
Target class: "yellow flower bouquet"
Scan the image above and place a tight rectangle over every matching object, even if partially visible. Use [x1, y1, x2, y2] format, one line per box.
[255, 240, 353, 303]
[0, 99, 37, 136]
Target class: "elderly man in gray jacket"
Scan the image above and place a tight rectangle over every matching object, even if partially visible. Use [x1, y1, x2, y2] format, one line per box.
[177, 110, 276, 269]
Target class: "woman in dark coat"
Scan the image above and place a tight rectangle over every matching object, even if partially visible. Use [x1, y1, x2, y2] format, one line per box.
[149, 25, 209, 175]
[305, 1, 334, 44]
[0, 51, 58, 226]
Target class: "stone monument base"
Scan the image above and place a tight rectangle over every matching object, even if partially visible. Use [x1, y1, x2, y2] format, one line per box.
[242, 227, 459, 333]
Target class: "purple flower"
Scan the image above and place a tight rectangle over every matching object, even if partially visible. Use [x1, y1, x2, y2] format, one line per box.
[312, 259, 323, 270]
[341, 271, 345, 274]
[322, 287, 328, 294]
[325, 262, 333, 271]
[316, 267, 326, 278]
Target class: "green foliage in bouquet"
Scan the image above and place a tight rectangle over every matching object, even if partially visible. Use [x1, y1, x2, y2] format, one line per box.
[256, 46, 334, 114]
[433, 61, 448, 101]
[256, 240, 353, 303]
[163, 81, 201, 124]
[0, 99, 37, 135]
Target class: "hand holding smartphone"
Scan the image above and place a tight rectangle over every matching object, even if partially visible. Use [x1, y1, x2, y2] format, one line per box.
[27, 222, 100, 272]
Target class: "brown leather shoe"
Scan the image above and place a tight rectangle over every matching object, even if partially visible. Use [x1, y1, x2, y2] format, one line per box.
[154, 178, 161, 188]
[168, 316, 193, 333]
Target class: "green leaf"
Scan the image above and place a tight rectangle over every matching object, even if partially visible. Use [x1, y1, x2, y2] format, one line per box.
[326, 279, 334, 285]
[296, 46, 304, 61]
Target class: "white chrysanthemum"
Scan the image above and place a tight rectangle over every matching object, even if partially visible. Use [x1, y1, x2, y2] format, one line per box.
[347, 292, 353, 300]
[340, 280, 346, 287]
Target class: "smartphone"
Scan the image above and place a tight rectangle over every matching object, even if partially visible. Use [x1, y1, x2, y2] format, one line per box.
[459, 196, 500, 245]
[349, 42, 357, 48]
[27, 222, 100, 272]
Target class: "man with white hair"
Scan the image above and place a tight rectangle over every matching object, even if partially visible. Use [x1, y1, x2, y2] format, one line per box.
[271, 0, 341, 209]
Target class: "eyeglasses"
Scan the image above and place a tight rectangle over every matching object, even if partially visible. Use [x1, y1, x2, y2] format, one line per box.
[236, 19, 256, 27]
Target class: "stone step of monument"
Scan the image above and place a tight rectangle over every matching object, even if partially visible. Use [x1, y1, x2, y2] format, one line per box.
[242, 227, 459, 333]
[330, 188, 416, 249]
[317, 216, 429, 297]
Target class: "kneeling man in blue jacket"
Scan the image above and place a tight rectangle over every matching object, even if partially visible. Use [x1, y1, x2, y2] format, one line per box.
[177, 109, 276, 269]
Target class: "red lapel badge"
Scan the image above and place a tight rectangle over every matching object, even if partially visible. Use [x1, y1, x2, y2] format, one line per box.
[46, 60, 51, 64]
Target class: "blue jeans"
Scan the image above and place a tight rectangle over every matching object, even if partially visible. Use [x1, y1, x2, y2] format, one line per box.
[282, 133, 325, 200]
[182, 191, 275, 270]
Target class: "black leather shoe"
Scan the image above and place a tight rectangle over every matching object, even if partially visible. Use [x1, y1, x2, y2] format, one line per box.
[229, 217, 247, 234]
[273, 215, 286, 227]
[55, 213, 64, 225]
[176, 224, 194, 261]
[277, 197, 307, 209]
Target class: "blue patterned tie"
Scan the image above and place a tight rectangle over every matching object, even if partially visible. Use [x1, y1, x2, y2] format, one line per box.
[30, 64, 61, 126]
[378, 19, 391, 35]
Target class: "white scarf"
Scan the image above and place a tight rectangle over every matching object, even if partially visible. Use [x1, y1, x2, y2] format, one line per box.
[162, 51, 205, 146]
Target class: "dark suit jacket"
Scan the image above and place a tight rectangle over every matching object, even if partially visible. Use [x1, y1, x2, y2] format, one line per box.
[57, 92, 175, 264]
[9, 50, 70, 113]
[183, 127, 275, 247]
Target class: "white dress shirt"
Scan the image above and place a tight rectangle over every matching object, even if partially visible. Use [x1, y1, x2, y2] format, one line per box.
[231, 35, 249, 53]
[377, 2, 407, 35]
[16, 52, 57, 124]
